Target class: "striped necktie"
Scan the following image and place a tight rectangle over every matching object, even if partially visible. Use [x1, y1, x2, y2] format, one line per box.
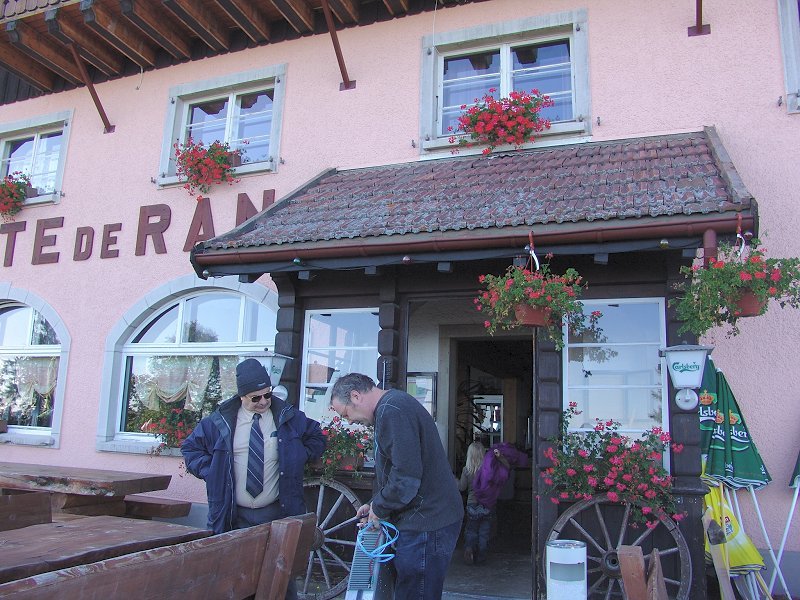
[246, 413, 264, 498]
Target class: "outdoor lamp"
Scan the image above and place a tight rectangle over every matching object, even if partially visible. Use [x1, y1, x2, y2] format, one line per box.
[659, 343, 713, 410]
[244, 350, 293, 400]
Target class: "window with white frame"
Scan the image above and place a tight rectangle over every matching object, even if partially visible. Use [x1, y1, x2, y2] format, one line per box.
[158, 65, 286, 186]
[300, 309, 380, 425]
[420, 10, 590, 151]
[0, 110, 71, 201]
[0, 304, 61, 429]
[778, 0, 800, 113]
[117, 291, 277, 446]
[563, 299, 667, 437]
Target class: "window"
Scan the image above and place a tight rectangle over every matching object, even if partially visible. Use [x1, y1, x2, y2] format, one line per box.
[300, 309, 380, 424]
[421, 11, 590, 151]
[0, 110, 71, 202]
[562, 299, 668, 437]
[158, 65, 286, 187]
[97, 275, 278, 453]
[778, 0, 800, 113]
[0, 291, 69, 448]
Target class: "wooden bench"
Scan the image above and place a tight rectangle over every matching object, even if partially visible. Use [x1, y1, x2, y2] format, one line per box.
[123, 494, 192, 519]
[0, 512, 317, 599]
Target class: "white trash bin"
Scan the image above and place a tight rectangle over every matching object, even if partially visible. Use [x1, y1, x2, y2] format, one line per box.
[546, 539, 587, 599]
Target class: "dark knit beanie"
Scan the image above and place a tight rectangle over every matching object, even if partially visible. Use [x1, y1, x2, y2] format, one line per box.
[236, 358, 272, 397]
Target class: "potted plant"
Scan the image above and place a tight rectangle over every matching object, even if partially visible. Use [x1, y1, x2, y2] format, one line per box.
[315, 414, 373, 479]
[673, 238, 800, 337]
[141, 406, 198, 455]
[474, 253, 601, 350]
[447, 88, 554, 155]
[173, 137, 242, 201]
[542, 403, 685, 527]
[0, 171, 32, 222]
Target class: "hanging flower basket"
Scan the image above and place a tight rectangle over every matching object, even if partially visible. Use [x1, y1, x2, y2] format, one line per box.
[0, 171, 32, 222]
[475, 253, 601, 350]
[447, 88, 554, 155]
[672, 236, 800, 337]
[173, 137, 242, 201]
[514, 303, 550, 327]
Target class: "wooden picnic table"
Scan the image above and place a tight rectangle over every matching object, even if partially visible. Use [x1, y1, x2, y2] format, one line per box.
[0, 462, 172, 516]
[0, 515, 212, 584]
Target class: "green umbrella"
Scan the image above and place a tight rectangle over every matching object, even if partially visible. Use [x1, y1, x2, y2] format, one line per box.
[700, 361, 771, 490]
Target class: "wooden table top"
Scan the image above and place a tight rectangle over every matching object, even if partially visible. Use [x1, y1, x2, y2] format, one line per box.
[0, 515, 212, 583]
[0, 462, 171, 497]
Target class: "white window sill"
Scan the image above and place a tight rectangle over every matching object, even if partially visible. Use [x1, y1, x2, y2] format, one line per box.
[97, 437, 182, 456]
[422, 121, 590, 154]
[0, 430, 56, 447]
[157, 160, 276, 189]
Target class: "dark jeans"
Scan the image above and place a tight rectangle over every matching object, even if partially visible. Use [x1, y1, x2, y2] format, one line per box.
[392, 520, 461, 600]
[235, 502, 297, 600]
[464, 512, 491, 562]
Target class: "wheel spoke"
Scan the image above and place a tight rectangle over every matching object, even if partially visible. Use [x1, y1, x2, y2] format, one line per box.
[594, 503, 612, 550]
[302, 551, 315, 594]
[323, 514, 359, 536]
[568, 517, 606, 554]
[616, 503, 631, 548]
[319, 491, 347, 529]
[630, 524, 656, 547]
[320, 544, 352, 571]
[324, 537, 357, 548]
[315, 482, 327, 523]
[589, 575, 608, 595]
[664, 577, 681, 586]
[587, 555, 603, 564]
[316, 548, 333, 588]
[604, 577, 616, 600]
[657, 547, 679, 557]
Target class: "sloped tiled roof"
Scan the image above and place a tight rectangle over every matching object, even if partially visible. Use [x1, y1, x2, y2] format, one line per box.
[198, 128, 754, 262]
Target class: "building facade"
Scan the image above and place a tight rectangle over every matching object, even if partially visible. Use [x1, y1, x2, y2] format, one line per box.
[1, 1, 799, 597]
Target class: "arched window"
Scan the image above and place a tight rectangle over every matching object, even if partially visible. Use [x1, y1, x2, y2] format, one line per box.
[0, 303, 62, 431]
[117, 290, 277, 446]
[96, 275, 277, 454]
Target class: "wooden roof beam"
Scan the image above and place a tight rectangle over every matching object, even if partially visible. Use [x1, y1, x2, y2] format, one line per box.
[68, 44, 115, 134]
[327, 0, 359, 24]
[0, 39, 55, 91]
[214, 0, 271, 44]
[270, 0, 314, 33]
[5, 19, 82, 85]
[81, 0, 157, 67]
[119, 0, 191, 60]
[45, 9, 124, 76]
[162, 0, 228, 52]
[382, 0, 409, 17]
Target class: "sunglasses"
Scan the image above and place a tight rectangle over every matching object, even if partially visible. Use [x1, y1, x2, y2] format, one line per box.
[247, 392, 272, 402]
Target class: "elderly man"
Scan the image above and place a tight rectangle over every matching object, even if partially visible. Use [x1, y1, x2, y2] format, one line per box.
[182, 358, 325, 598]
[330, 373, 463, 600]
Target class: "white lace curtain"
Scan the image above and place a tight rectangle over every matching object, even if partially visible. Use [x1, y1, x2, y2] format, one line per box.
[133, 355, 238, 411]
[15, 356, 59, 406]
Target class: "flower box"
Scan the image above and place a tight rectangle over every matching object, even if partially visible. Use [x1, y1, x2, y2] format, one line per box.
[173, 138, 242, 201]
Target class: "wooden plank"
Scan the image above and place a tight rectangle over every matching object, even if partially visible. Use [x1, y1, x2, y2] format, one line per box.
[0, 462, 171, 496]
[618, 545, 647, 600]
[0, 515, 211, 584]
[162, 0, 228, 52]
[0, 492, 51, 532]
[646, 549, 669, 600]
[703, 511, 737, 600]
[0, 513, 315, 599]
[119, 0, 191, 60]
[124, 495, 191, 519]
[255, 512, 316, 599]
[5, 18, 82, 85]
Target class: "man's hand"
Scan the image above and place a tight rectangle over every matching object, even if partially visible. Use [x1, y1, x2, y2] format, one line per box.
[356, 503, 380, 530]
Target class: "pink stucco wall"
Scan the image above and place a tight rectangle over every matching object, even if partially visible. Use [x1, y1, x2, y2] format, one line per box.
[1, 0, 798, 554]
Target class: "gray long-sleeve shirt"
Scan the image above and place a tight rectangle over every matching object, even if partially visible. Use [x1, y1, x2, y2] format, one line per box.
[371, 389, 464, 532]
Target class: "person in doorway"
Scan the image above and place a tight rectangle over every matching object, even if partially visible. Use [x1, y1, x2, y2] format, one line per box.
[459, 441, 507, 565]
[330, 373, 464, 600]
[181, 358, 326, 599]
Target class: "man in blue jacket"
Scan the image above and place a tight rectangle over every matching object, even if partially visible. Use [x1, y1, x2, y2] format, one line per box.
[182, 358, 325, 598]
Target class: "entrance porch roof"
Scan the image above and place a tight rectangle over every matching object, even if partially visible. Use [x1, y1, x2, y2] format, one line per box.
[190, 126, 756, 278]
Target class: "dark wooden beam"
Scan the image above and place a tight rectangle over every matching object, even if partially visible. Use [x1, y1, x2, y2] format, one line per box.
[270, 0, 314, 33]
[162, 0, 228, 52]
[81, 0, 157, 67]
[382, 0, 409, 17]
[5, 19, 82, 85]
[327, 0, 359, 24]
[320, 0, 355, 90]
[68, 43, 115, 133]
[119, 0, 190, 60]
[45, 9, 124, 76]
[214, 0, 270, 43]
[0, 38, 55, 91]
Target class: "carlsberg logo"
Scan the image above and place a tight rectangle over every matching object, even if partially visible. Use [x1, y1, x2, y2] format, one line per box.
[671, 361, 700, 373]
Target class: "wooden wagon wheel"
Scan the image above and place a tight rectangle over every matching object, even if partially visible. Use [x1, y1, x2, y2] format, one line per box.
[298, 477, 362, 600]
[546, 493, 691, 600]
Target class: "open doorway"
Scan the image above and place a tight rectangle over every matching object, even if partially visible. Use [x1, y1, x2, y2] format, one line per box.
[453, 338, 534, 556]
